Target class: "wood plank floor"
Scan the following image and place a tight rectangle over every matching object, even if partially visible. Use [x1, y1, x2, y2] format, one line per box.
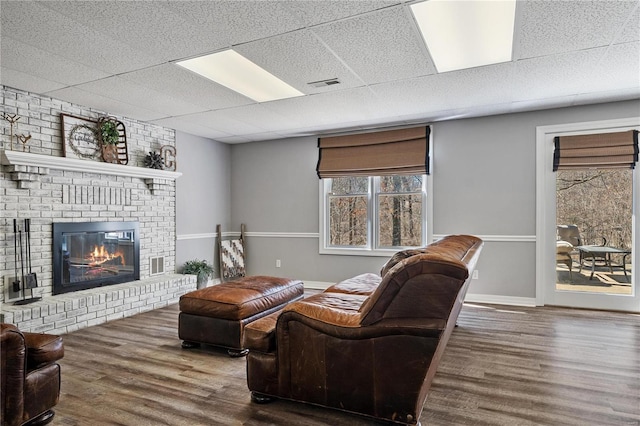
[51, 303, 640, 426]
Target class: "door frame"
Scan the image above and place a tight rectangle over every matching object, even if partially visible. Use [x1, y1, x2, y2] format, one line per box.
[536, 117, 640, 312]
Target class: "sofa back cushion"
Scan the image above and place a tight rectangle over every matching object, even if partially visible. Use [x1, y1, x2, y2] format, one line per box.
[379, 249, 424, 277]
[360, 235, 482, 326]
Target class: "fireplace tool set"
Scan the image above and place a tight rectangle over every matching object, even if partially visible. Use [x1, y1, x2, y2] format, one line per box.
[12, 218, 41, 305]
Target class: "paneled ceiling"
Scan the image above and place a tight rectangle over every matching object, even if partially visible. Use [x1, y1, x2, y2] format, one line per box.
[1, 0, 639, 143]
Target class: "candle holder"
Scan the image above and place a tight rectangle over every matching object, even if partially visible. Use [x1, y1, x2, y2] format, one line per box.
[2, 113, 21, 150]
[17, 134, 32, 152]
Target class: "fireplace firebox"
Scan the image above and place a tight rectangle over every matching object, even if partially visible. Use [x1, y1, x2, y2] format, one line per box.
[53, 221, 140, 295]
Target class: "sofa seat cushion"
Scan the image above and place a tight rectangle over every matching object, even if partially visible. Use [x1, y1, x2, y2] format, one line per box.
[324, 273, 381, 296]
[179, 276, 304, 321]
[283, 292, 367, 328]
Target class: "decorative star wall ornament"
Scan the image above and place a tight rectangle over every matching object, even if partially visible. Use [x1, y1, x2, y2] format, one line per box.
[144, 151, 164, 169]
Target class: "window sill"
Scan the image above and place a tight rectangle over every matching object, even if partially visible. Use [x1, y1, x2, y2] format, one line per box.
[319, 247, 401, 257]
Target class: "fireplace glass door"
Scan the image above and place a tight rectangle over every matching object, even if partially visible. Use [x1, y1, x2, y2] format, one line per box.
[53, 222, 140, 294]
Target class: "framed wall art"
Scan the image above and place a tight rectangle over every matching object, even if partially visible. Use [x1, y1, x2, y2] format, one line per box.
[61, 113, 101, 161]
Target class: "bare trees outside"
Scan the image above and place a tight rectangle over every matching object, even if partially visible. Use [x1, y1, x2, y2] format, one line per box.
[556, 169, 632, 249]
[327, 175, 424, 248]
[378, 175, 423, 247]
[328, 177, 368, 247]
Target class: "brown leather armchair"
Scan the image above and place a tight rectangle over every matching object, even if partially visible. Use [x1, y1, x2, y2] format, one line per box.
[1, 324, 64, 426]
[244, 235, 483, 425]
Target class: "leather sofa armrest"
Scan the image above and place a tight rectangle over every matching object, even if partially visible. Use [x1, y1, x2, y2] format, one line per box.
[244, 311, 280, 353]
[23, 332, 64, 370]
[1, 323, 26, 422]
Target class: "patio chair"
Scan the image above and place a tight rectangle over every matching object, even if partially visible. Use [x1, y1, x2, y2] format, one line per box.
[556, 240, 574, 279]
[557, 224, 607, 248]
[556, 224, 607, 273]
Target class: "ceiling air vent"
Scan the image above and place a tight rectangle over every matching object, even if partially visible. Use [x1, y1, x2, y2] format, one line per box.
[307, 78, 341, 88]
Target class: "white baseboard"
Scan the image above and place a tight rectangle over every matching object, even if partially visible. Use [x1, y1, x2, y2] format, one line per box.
[303, 281, 333, 290]
[464, 293, 537, 307]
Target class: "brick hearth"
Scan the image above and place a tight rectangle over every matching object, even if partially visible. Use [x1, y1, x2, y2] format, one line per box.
[1, 275, 196, 333]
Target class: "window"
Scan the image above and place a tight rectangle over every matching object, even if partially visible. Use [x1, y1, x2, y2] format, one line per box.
[321, 175, 427, 255]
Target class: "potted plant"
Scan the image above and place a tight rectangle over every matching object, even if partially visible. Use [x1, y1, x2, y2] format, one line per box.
[98, 118, 120, 163]
[183, 259, 215, 289]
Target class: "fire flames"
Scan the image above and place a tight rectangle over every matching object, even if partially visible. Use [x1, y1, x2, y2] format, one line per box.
[86, 245, 126, 266]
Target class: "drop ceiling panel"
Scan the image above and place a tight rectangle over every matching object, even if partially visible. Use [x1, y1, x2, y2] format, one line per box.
[510, 95, 577, 114]
[517, 1, 637, 59]
[0, 1, 158, 74]
[70, 77, 207, 117]
[235, 29, 364, 93]
[283, 1, 403, 27]
[0, 68, 66, 96]
[150, 116, 233, 141]
[159, 0, 305, 49]
[371, 63, 515, 116]
[585, 42, 640, 92]
[174, 110, 269, 136]
[574, 88, 640, 106]
[512, 50, 602, 102]
[118, 64, 254, 111]
[1, 36, 109, 86]
[37, 0, 211, 62]
[209, 103, 305, 133]
[45, 87, 166, 122]
[263, 87, 393, 129]
[313, 7, 436, 85]
[615, 6, 640, 43]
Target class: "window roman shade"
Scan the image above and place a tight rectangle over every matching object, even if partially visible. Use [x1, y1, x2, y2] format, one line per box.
[553, 130, 639, 171]
[316, 126, 430, 178]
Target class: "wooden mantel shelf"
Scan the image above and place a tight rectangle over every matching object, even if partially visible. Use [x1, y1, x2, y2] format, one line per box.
[1, 149, 181, 179]
[1, 149, 181, 192]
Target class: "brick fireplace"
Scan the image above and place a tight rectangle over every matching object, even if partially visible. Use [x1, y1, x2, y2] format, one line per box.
[0, 86, 196, 333]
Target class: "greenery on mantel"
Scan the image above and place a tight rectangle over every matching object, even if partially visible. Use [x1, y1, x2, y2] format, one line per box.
[99, 120, 120, 145]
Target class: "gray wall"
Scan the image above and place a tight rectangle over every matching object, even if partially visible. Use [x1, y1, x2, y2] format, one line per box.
[227, 99, 640, 298]
[175, 131, 231, 277]
[229, 137, 389, 283]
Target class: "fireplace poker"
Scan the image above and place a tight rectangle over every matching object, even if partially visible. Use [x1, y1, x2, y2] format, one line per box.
[12, 219, 20, 293]
[24, 218, 38, 289]
[18, 223, 25, 299]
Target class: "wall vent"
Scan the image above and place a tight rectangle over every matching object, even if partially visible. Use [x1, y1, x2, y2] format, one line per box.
[307, 78, 341, 88]
[150, 256, 165, 276]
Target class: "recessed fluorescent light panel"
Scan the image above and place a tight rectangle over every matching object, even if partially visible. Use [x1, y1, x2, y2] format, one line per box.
[176, 50, 304, 102]
[411, 0, 516, 73]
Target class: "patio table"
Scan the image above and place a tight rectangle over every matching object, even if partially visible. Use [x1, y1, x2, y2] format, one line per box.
[576, 245, 631, 282]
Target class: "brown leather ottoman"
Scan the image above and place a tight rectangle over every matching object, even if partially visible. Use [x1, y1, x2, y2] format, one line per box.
[178, 275, 304, 356]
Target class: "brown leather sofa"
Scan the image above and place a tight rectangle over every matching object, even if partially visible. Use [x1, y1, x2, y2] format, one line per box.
[1, 324, 64, 426]
[243, 234, 483, 425]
